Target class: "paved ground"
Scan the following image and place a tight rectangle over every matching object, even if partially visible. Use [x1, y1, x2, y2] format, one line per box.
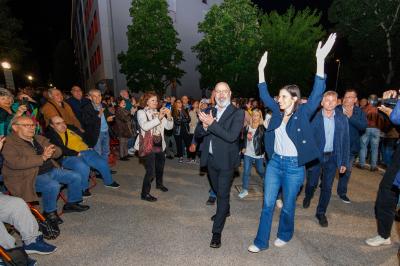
[30, 157, 399, 266]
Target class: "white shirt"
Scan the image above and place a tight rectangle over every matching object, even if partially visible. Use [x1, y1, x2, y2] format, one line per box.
[209, 104, 229, 154]
[274, 121, 298, 156]
[244, 126, 264, 159]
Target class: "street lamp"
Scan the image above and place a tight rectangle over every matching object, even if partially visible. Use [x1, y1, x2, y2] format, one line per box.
[1, 61, 15, 91]
[335, 59, 341, 91]
[27, 75, 33, 84]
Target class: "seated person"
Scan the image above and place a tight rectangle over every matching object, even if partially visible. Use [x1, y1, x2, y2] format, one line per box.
[0, 193, 56, 265]
[46, 116, 120, 196]
[1, 116, 89, 225]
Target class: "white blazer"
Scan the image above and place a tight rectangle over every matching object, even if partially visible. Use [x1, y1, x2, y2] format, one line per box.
[134, 108, 174, 151]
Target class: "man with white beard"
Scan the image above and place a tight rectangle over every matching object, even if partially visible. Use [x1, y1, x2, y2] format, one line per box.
[195, 82, 244, 248]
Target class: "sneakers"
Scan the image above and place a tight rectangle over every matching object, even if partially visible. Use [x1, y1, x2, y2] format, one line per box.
[248, 244, 261, 253]
[339, 195, 351, 204]
[276, 199, 283, 209]
[178, 157, 184, 163]
[105, 181, 120, 189]
[128, 148, 135, 155]
[24, 235, 57, 255]
[274, 238, 287, 247]
[365, 235, 391, 247]
[238, 189, 248, 199]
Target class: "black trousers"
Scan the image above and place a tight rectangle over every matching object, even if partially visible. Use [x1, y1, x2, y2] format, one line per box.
[142, 151, 165, 196]
[375, 142, 400, 239]
[207, 154, 234, 235]
[174, 130, 194, 159]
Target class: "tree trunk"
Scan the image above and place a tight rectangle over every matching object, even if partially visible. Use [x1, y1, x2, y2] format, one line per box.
[384, 32, 394, 85]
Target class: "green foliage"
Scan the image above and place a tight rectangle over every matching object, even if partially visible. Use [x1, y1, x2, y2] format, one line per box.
[192, 0, 261, 97]
[118, 0, 184, 95]
[329, 0, 400, 88]
[0, 0, 29, 64]
[260, 7, 325, 95]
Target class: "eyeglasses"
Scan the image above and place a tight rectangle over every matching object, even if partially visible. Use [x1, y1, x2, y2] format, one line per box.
[215, 90, 230, 95]
[15, 123, 35, 128]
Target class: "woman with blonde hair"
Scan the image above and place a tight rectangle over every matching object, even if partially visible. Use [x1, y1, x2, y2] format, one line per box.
[239, 108, 265, 199]
[134, 92, 173, 202]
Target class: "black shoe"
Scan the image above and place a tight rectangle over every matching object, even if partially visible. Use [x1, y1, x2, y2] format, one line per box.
[339, 195, 351, 204]
[105, 181, 120, 189]
[156, 185, 168, 192]
[110, 170, 117, 174]
[210, 233, 221, 248]
[303, 197, 311, 209]
[206, 196, 216, 205]
[119, 156, 130, 161]
[83, 189, 92, 198]
[141, 194, 157, 202]
[166, 155, 174, 160]
[127, 154, 134, 158]
[316, 214, 328, 227]
[43, 211, 63, 225]
[63, 203, 90, 213]
[211, 212, 230, 221]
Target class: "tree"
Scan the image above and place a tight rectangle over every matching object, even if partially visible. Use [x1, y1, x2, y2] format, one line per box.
[0, 0, 28, 64]
[192, 0, 261, 96]
[260, 7, 325, 95]
[329, 0, 400, 88]
[118, 0, 184, 95]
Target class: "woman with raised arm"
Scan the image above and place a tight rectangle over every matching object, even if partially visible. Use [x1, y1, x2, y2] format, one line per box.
[248, 33, 336, 253]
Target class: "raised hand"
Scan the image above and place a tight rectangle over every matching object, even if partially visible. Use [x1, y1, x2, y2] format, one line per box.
[382, 90, 398, 99]
[258, 51, 268, 83]
[315, 33, 337, 61]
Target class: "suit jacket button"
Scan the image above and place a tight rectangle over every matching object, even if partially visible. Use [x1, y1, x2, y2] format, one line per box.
[297, 128, 301, 132]
[294, 116, 298, 119]
[302, 140, 306, 144]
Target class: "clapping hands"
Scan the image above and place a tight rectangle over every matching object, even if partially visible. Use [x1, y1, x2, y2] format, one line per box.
[198, 112, 215, 128]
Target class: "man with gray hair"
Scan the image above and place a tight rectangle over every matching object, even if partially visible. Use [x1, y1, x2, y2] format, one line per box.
[81, 89, 115, 161]
[41, 87, 83, 132]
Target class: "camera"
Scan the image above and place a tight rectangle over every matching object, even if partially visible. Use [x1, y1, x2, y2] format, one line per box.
[378, 98, 398, 109]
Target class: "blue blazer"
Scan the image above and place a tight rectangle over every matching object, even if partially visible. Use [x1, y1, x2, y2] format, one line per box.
[194, 104, 244, 169]
[310, 110, 350, 168]
[259, 75, 326, 166]
[335, 105, 367, 154]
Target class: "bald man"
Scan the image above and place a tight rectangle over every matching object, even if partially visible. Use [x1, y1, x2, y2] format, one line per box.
[195, 82, 244, 248]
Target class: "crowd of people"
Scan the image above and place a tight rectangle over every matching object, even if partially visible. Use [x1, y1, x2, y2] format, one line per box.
[1, 33, 400, 264]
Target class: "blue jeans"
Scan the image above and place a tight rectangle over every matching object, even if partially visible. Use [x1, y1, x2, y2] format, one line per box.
[382, 138, 398, 166]
[337, 153, 355, 197]
[35, 168, 82, 213]
[359, 128, 380, 168]
[94, 131, 110, 161]
[254, 154, 304, 249]
[305, 153, 337, 215]
[62, 150, 114, 190]
[242, 155, 264, 190]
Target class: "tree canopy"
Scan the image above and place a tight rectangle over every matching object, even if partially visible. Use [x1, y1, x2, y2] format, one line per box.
[118, 0, 184, 96]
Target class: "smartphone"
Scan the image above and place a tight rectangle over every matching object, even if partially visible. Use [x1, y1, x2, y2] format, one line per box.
[165, 102, 172, 110]
[21, 97, 29, 106]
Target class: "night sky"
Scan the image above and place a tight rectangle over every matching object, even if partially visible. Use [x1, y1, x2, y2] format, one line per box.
[9, 0, 333, 88]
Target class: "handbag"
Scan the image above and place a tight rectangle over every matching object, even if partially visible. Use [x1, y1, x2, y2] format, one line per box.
[138, 111, 154, 157]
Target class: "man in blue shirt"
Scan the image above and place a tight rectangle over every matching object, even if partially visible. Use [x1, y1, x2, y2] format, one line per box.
[366, 89, 400, 247]
[303, 91, 350, 227]
[335, 89, 367, 203]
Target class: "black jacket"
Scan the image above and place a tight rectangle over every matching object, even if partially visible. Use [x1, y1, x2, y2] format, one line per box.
[173, 109, 190, 136]
[81, 102, 112, 147]
[194, 104, 244, 169]
[241, 125, 265, 156]
[45, 125, 84, 157]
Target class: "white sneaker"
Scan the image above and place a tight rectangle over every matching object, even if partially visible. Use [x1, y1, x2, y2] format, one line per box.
[128, 148, 135, 155]
[274, 238, 287, 247]
[238, 189, 248, 199]
[248, 244, 261, 253]
[365, 235, 391, 247]
[276, 199, 283, 209]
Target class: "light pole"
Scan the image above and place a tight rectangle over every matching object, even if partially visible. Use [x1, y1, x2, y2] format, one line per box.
[1, 61, 15, 91]
[335, 59, 341, 91]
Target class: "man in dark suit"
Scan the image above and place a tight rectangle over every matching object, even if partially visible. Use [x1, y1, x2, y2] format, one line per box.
[303, 91, 350, 227]
[195, 82, 244, 248]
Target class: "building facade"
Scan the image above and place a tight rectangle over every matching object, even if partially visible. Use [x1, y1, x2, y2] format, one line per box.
[71, 0, 222, 98]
